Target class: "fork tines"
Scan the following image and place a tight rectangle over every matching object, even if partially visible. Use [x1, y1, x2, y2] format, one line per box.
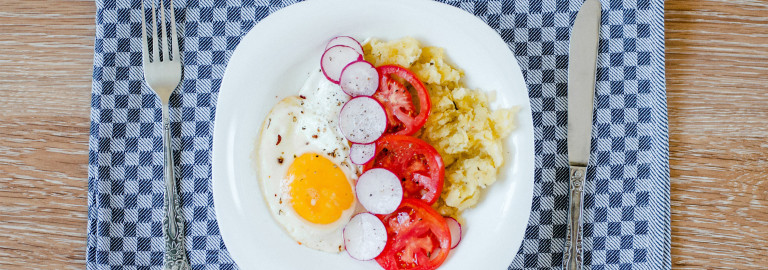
[141, 0, 179, 64]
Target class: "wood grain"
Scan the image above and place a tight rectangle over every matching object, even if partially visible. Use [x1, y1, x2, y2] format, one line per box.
[666, 0, 768, 269]
[1, 0, 767, 269]
[0, 0, 94, 269]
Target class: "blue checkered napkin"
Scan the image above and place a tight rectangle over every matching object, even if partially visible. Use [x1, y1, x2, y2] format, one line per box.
[87, 0, 670, 269]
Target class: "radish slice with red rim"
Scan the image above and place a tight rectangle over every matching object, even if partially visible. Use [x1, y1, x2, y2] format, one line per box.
[343, 213, 387, 261]
[446, 217, 462, 249]
[340, 60, 379, 97]
[321, 45, 362, 84]
[356, 168, 403, 215]
[350, 143, 376, 165]
[325, 36, 364, 55]
[338, 96, 386, 144]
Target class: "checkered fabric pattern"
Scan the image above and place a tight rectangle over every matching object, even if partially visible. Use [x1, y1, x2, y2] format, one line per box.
[87, 0, 669, 269]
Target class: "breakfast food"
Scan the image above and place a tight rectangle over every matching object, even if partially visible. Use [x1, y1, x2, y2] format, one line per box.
[255, 68, 359, 252]
[375, 199, 452, 269]
[363, 135, 445, 206]
[343, 212, 388, 261]
[256, 35, 517, 269]
[355, 168, 403, 215]
[363, 37, 518, 217]
[445, 217, 462, 248]
[349, 142, 375, 165]
[338, 96, 387, 144]
[372, 65, 431, 136]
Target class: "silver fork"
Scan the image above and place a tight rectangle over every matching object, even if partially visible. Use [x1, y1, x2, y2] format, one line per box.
[140, 0, 190, 269]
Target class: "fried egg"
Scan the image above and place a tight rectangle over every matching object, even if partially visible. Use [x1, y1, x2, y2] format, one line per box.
[256, 68, 360, 253]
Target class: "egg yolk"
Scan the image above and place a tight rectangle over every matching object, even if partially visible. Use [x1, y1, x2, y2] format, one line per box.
[287, 153, 354, 224]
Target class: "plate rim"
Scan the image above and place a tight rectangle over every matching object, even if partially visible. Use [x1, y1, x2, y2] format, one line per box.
[212, 0, 535, 268]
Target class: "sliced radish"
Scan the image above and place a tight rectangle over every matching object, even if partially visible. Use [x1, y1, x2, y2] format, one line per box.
[340, 60, 379, 97]
[446, 217, 462, 249]
[343, 213, 387, 261]
[338, 96, 386, 144]
[350, 143, 376, 165]
[321, 45, 362, 84]
[325, 36, 364, 55]
[356, 168, 403, 215]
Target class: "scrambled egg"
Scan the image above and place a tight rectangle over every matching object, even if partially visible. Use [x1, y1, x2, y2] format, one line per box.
[363, 37, 519, 217]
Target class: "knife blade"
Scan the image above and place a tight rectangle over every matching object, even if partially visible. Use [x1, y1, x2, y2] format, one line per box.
[564, 0, 601, 269]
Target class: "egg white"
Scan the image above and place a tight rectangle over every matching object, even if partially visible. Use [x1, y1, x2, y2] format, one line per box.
[255, 68, 361, 253]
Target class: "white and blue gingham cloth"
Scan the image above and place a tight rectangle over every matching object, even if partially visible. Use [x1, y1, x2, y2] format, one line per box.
[87, 0, 670, 269]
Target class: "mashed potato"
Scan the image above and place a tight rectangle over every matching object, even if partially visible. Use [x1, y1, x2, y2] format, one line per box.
[363, 37, 519, 217]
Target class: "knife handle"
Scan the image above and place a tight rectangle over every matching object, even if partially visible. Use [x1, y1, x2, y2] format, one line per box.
[564, 166, 586, 270]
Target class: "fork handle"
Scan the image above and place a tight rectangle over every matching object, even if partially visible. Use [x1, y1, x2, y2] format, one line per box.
[161, 103, 191, 270]
[563, 166, 586, 270]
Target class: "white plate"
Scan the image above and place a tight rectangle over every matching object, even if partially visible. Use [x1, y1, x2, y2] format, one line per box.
[212, 0, 535, 269]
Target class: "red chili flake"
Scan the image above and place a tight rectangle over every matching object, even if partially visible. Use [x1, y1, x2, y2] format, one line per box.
[276, 135, 282, 145]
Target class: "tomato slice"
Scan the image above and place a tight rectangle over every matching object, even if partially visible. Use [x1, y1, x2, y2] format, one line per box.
[375, 199, 451, 270]
[363, 135, 444, 205]
[373, 65, 431, 136]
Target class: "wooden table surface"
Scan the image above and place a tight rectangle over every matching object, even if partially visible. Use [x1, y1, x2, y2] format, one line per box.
[1, 0, 766, 269]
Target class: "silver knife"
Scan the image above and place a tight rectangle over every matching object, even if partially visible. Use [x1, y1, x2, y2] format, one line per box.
[564, 0, 601, 269]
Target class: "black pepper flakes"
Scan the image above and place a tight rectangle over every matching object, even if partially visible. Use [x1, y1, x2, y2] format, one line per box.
[277, 157, 284, 164]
